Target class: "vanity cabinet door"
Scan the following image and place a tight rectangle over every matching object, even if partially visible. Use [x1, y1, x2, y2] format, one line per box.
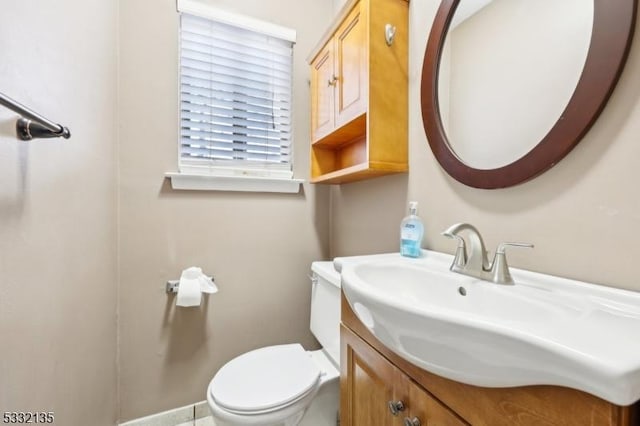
[341, 325, 405, 426]
[405, 376, 469, 426]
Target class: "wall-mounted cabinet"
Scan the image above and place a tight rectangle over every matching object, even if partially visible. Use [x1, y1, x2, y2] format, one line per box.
[308, 0, 409, 184]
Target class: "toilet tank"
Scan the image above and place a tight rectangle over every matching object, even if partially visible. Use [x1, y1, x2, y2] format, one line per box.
[310, 261, 341, 366]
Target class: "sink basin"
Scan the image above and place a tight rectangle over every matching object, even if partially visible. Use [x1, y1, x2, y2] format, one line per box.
[337, 250, 640, 405]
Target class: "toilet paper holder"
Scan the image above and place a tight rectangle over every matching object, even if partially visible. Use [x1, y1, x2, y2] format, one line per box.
[166, 276, 215, 294]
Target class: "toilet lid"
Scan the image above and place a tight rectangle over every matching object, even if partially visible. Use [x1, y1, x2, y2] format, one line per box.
[210, 344, 321, 413]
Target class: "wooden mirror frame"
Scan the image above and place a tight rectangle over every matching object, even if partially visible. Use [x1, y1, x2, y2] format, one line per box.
[421, 0, 637, 189]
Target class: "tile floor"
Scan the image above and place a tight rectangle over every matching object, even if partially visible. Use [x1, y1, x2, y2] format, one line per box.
[176, 416, 215, 426]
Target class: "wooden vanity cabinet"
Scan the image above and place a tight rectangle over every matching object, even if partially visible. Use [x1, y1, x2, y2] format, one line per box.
[342, 325, 468, 426]
[308, 0, 408, 184]
[341, 292, 640, 426]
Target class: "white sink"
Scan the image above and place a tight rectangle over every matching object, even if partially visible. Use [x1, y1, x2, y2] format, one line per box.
[337, 250, 640, 405]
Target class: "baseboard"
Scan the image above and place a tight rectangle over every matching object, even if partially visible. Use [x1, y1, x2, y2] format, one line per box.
[119, 401, 209, 426]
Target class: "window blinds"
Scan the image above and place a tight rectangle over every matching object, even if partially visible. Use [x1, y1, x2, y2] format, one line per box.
[179, 12, 294, 175]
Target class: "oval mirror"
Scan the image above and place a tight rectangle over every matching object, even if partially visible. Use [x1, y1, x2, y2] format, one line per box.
[421, 0, 637, 189]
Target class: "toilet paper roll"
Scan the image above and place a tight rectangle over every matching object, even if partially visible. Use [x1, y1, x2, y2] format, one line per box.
[176, 267, 204, 307]
[200, 275, 218, 294]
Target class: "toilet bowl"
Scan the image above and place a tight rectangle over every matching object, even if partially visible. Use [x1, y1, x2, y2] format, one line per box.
[206, 261, 341, 426]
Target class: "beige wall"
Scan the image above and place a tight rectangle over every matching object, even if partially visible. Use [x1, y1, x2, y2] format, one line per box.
[0, 1, 118, 425]
[117, 0, 332, 421]
[331, 1, 640, 292]
[333, 0, 349, 14]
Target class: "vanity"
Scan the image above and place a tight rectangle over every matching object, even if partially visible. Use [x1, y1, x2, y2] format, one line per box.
[337, 251, 640, 425]
[341, 301, 639, 425]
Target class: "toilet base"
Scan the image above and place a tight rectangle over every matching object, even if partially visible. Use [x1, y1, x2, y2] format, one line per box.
[211, 412, 304, 426]
[298, 376, 339, 426]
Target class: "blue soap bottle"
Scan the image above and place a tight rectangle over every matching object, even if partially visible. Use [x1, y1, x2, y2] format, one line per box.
[400, 201, 424, 258]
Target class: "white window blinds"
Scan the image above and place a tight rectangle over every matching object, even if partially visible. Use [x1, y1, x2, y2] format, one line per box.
[179, 9, 295, 177]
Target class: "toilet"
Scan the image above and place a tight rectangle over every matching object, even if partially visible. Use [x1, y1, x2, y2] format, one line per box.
[206, 261, 341, 426]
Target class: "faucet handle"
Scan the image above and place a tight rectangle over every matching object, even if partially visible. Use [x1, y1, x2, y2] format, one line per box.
[496, 242, 534, 253]
[441, 231, 467, 271]
[490, 242, 534, 284]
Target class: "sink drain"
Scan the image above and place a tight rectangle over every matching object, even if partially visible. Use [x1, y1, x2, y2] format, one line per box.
[458, 286, 467, 296]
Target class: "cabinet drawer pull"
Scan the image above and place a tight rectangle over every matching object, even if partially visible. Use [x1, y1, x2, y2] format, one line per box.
[388, 400, 405, 415]
[403, 417, 421, 426]
[327, 75, 338, 86]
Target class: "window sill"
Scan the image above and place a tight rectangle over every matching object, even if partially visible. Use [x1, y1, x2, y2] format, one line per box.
[165, 172, 304, 193]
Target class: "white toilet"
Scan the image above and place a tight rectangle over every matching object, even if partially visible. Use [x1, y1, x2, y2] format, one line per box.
[206, 261, 341, 426]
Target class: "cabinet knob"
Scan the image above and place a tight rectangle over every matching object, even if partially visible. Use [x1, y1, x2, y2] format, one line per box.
[403, 417, 421, 426]
[385, 24, 397, 46]
[388, 400, 406, 416]
[327, 75, 338, 87]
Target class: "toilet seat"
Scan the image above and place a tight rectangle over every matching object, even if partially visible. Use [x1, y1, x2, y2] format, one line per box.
[210, 344, 321, 415]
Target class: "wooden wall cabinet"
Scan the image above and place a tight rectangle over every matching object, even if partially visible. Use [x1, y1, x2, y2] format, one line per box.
[341, 292, 640, 426]
[308, 0, 409, 184]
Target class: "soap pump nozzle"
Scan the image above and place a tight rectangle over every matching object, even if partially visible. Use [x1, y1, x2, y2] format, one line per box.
[408, 201, 418, 216]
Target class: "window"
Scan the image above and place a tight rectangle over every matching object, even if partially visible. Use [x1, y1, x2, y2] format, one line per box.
[177, 1, 296, 181]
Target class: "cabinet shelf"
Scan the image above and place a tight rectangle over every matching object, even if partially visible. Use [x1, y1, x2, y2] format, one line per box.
[310, 133, 407, 184]
[311, 113, 366, 148]
[310, 160, 408, 184]
[308, 0, 409, 184]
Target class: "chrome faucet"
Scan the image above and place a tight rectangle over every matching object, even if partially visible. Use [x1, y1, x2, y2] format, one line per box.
[441, 223, 533, 285]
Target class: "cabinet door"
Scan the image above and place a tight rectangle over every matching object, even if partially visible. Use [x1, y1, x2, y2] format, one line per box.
[341, 326, 405, 426]
[406, 377, 469, 426]
[334, 1, 367, 129]
[310, 42, 335, 142]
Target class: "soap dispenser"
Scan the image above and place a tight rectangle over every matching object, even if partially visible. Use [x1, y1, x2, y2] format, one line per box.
[400, 201, 424, 258]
